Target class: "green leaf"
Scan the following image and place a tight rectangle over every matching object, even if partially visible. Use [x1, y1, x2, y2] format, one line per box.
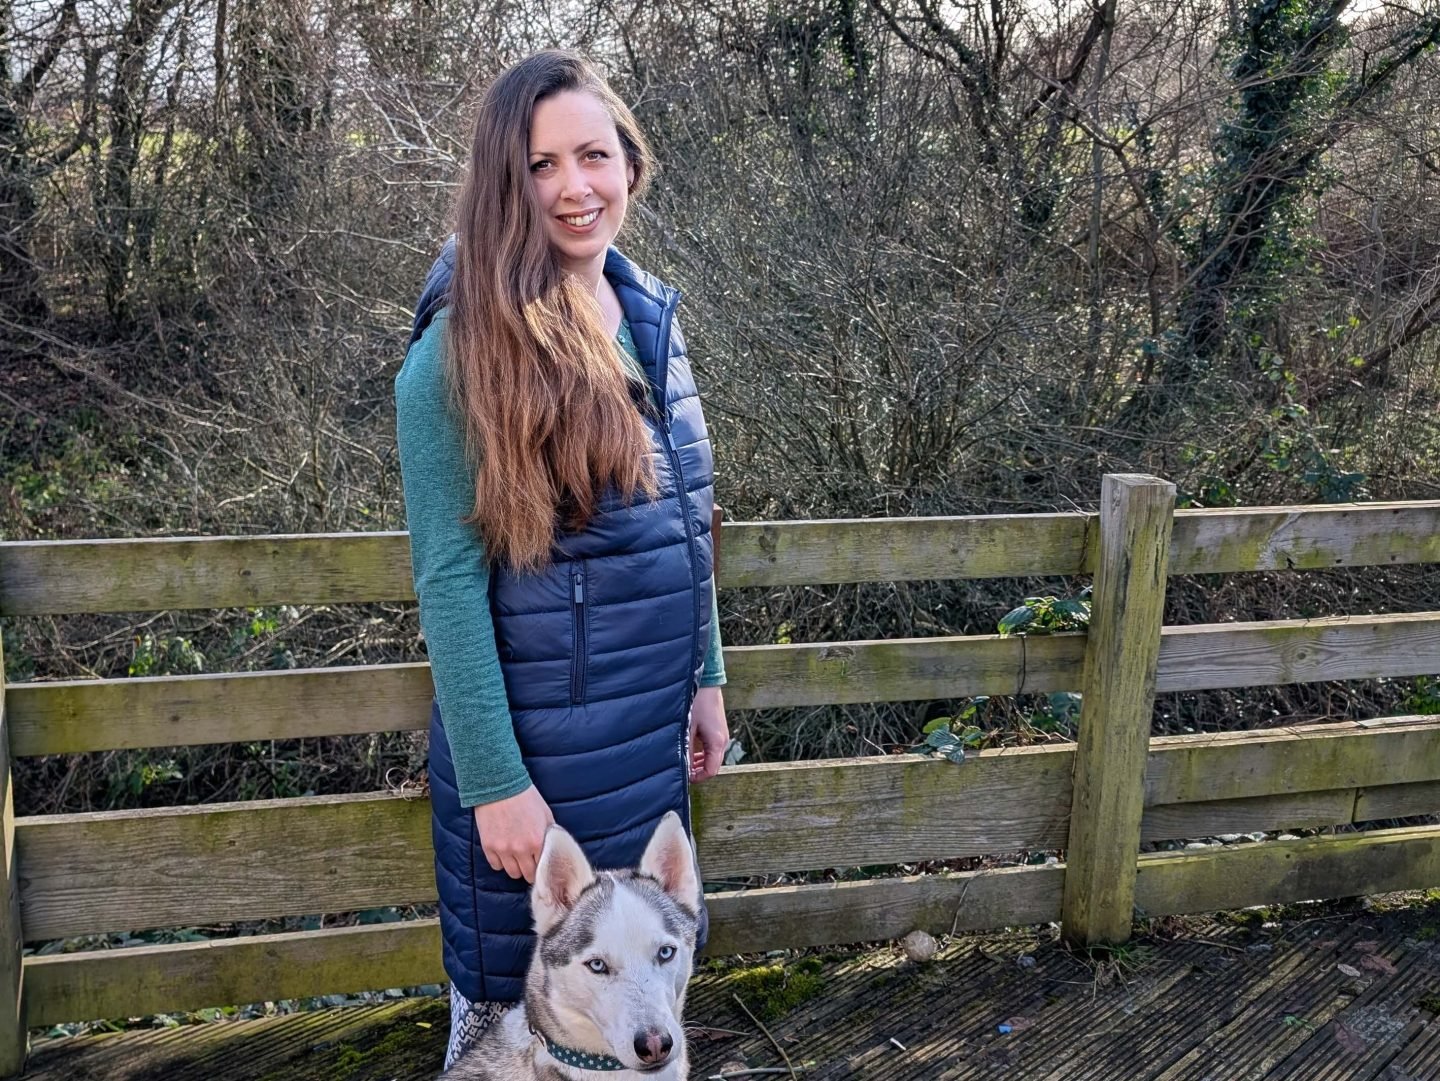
[921, 716, 952, 735]
[998, 606, 1035, 635]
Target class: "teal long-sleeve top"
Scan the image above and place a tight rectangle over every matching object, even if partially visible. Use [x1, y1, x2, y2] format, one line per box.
[395, 310, 726, 808]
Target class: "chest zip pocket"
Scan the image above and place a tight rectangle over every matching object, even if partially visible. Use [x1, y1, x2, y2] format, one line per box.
[570, 561, 589, 704]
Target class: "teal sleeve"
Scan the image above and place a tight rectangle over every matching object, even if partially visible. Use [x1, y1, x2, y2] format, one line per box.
[394, 313, 531, 808]
[700, 587, 726, 687]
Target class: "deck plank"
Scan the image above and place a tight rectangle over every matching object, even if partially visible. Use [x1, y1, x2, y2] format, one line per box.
[21, 897, 1440, 1080]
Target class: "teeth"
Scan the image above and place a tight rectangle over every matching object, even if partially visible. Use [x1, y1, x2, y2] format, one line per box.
[561, 210, 599, 227]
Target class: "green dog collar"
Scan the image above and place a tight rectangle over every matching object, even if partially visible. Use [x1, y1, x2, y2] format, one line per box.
[531, 1025, 628, 1072]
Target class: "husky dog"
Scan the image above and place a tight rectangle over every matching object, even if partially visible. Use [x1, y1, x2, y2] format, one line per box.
[441, 811, 700, 1080]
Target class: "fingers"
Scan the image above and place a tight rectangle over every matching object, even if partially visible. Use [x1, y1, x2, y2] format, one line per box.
[474, 786, 552, 883]
[690, 736, 723, 782]
[486, 841, 541, 883]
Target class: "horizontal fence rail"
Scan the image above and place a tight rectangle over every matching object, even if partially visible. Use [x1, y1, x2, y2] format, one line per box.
[7, 613, 1440, 755]
[2, 502, 1439, 615]
[20, 824, 1440, 1027]
[14, 717, 1440, 942]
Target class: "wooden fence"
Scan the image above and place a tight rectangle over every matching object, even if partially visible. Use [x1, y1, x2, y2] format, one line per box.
[2, 475, 1439, 1076]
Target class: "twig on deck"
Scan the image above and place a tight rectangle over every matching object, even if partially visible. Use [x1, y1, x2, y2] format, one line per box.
[731, 994, 798, 1081]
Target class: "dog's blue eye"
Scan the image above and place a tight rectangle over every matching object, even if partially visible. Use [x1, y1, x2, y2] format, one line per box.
[657, 945, 676, 963]
[585, 958, 609, 974]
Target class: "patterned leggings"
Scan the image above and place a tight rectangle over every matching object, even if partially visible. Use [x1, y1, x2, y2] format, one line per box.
[445, 983, 512, 1069]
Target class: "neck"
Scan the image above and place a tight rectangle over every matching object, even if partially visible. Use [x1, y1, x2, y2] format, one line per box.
[560, 254, 606, 294]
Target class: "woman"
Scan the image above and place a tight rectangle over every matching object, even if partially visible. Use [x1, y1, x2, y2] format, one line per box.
[394, 51, 729, 1068]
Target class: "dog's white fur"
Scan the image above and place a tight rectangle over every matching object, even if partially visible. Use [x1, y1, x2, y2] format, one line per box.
[440, 812, 699, 1080]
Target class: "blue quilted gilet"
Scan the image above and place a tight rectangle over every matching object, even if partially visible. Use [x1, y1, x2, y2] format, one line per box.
[413, 240, 714, 1003]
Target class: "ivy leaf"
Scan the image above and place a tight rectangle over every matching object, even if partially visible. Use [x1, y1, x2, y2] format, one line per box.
[998, 606, 1035, 635]
[922, 716, 952, 735]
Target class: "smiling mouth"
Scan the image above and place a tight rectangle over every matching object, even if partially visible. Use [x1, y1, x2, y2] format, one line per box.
[559, 209, 601, 227]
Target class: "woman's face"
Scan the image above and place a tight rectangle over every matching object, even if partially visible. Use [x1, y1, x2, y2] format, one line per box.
[528, 90, 635, 281]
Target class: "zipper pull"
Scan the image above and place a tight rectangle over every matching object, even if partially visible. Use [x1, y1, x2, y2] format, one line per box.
[573, 571, 585, 604]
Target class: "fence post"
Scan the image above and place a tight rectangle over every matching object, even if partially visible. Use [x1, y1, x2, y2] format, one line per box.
[0, 629, 24, 1077]
[1062, 473, 1175, 947]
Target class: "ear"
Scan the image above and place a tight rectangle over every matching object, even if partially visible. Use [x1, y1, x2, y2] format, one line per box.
[532, 825, 596, 936]
[639, 811, 699, 911]
[626, 161, 637, 191]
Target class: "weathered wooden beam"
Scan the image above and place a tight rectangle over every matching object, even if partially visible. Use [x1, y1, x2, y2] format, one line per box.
[1139, 788, 1359, 842]
[1, 638, 1090, 755]
[692, 748, 1074, 879]
[16, 793, 434, 941]
[0, 634, 25, 1077]
[0, 533, 416, 616]
[20, 863, 1067, 1027]
[22, 920, 444, 1029]
[21, 824, 1440, 1027]
[6, 664, 437, 756]
[719, 515, 1092, 586]
[1353, 779, 1440, 822]
[3, 502, 1439, 615]
[1168, 502, 1440, 574]
[1153, 611, 1440, 692]
[704, 864, 1065, 955]
[1145, 715, 1440, 804]
[11, 613, 1440, 757]
[1063, 474, 1175, 947]
[721, 634, 1085, 709]
[1133, 825, 1440, 915]
[23, 718, 1435, 942]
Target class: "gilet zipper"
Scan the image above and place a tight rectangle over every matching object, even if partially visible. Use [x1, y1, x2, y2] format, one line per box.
[570, 562, 588, 704]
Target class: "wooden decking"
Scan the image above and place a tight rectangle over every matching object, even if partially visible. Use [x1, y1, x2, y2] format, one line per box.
[21, 893, 1440, 1081]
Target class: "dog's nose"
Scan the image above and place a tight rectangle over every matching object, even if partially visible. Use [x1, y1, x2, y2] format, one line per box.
[633, 1028, 673, 1064]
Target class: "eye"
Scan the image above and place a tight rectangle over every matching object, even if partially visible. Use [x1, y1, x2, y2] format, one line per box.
[657, 945, 677, 963]
[585, 150, 609, 161]
[529, 159, 551, 173]
[585, 958, 609, 975]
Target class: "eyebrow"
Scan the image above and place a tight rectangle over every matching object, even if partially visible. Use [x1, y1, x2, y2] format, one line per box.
[528, 140, 606, 159]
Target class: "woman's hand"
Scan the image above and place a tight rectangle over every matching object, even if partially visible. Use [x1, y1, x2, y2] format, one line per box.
[473, 785, 555, 883]
[689, 686, 729, 783]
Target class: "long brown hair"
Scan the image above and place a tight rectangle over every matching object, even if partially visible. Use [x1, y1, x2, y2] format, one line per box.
[447, 51, 657, 572]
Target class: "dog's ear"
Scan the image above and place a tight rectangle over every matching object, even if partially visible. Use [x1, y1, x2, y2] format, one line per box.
[533, 825, 596, 935]
[639, 811, 700, 911]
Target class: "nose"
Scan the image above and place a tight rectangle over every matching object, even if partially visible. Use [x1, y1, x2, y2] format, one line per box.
[561, 165, 591, 202]
[633, 1027, 673, 1064]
